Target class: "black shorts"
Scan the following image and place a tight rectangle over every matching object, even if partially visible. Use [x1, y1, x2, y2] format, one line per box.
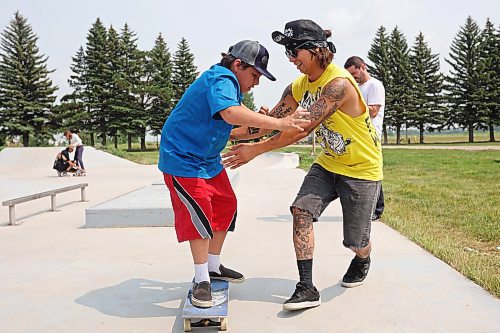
[291, 163, 380, 250]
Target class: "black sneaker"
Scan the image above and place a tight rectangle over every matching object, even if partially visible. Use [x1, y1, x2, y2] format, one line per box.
[371, 213, 381, 221]
[191, 281, 212, 308]
[209, 264, 245, 283]
[283, 282, 321, 311]
[341, 255, 371, 288]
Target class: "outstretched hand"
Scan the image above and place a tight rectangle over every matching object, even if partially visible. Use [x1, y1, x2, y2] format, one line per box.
[221, 143, 258, 169]
[282, 111, 311, 132]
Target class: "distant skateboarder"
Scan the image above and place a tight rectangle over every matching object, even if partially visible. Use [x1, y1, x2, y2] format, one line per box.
[53, 145, 84, 176]
[64, 130, 85, 173]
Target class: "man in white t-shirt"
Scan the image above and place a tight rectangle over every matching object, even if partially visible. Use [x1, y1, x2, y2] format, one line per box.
[344, 56, 385, 220]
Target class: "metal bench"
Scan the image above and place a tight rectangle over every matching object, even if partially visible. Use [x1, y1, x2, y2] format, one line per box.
[2, 183, 88, 225]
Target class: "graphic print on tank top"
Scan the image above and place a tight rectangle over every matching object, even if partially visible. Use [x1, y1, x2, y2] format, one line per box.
[299, 88, 352, 157]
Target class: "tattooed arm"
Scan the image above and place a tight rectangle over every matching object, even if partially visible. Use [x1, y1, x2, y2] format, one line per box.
[229, 84, 299, 140]
[222, 78, 350, 169]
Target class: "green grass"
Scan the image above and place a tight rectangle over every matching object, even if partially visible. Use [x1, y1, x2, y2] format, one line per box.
[103, 142, 500, 297]
[99, 145, 159, 164]
[385, 131, 499, 145]
[380, 149, 499, 297]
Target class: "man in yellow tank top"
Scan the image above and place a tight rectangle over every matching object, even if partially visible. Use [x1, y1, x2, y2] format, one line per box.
[223, 19, 383, 311]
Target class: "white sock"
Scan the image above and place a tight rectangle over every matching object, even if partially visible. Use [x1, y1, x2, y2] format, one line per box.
[194, 262, 209, 283]
[208, 254, 221, 273]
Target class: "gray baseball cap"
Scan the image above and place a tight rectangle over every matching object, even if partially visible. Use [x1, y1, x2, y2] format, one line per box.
[228, 40, 276, 81]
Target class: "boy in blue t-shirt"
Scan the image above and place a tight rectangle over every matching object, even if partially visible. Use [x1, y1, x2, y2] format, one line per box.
[158, 40, 309, 308]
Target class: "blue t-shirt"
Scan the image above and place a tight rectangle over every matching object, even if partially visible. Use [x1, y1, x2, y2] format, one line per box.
[158, 64, 242, 178]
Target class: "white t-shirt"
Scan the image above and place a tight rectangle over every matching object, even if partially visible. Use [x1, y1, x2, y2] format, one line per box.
[359, 77, 385, 138]
[70, 133, 83, 147]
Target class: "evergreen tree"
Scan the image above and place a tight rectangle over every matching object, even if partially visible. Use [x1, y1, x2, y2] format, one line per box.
[145, 33, 173, 146]
[473, 18, 499, 142]
[387, 26, 413, 144]
[367, 26, 391, 143]
[117, 23, 143, 150]
[172, 37, 198, 105]
[105, 25, 126, 148]
[84, 18, 109, 145]
[242, 92, 256, 111]
[0, 11, 57, 146]
[408, 32, 445, 143]
[445, 16, 482, 142]
[56, 46, 90, 136]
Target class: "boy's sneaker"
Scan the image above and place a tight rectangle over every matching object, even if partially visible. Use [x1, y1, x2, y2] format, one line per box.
[191, 281, 212, 308]
[341, 255, 371, 288]
[209, 264, 245, 283]
[283, 282, 321, 311]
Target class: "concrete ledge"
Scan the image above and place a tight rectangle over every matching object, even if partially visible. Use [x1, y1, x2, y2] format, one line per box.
[85, 184, 173, 228]
[250, 152, 299, 169]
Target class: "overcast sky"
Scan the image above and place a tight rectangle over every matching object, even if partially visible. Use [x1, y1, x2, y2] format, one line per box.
[1, 0, 498, 108]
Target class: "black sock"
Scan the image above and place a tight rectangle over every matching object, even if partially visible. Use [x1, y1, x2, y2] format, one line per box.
[297, 259, 313, 287]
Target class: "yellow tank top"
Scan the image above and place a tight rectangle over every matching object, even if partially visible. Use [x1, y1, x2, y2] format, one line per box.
[292, 63, 383, 181]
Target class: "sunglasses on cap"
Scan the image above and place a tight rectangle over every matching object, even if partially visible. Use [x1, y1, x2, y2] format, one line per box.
[284, 41, 317, 58]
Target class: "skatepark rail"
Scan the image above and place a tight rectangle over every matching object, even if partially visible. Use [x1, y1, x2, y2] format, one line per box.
[2, 183, 88, 225]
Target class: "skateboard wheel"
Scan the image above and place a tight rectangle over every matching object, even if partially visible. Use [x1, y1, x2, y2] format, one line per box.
[220, 317, 228, 331]
[183, 319, 191, 332]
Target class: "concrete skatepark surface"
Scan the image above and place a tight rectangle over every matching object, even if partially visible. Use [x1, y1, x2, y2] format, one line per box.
[0, 147, 499, 332]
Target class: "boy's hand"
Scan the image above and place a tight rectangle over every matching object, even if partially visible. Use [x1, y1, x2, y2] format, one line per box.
[222, 144, 258, 169]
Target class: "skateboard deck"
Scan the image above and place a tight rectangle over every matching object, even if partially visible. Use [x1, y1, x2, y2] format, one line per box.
[57, 169, 86, 177]
[182, 279, 229, 332]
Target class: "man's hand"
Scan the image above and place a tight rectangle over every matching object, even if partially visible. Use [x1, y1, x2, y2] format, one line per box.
[279, 111, 311, 131]
[221, 143, 259, 169]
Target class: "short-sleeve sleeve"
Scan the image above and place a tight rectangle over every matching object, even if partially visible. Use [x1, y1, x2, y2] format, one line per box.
[207, 76, 240, 118]
[366, 81, 385, 106]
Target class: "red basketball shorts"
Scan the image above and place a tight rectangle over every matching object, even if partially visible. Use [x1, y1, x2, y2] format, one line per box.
[163, 170, 237, 242]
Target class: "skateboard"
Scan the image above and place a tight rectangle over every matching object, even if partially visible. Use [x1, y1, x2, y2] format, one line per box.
[182, 279, 229, 332]
[57, 169, 85, 177]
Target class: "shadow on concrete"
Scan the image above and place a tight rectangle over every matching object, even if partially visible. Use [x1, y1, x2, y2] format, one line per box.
[257, 215, 342, 223]
[75, 277, 345, 331]
[75, 278, 188, 319]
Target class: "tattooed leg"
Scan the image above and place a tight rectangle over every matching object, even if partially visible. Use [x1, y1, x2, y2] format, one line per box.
[292, 207, 314, 260]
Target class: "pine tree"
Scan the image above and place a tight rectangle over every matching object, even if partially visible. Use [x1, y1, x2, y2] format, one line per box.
[242, 92, 256, 111]
[56, 46, 90, 136]
[172, 38, 198, 105]
[84, 18, 109, 145]
[367, 26, 391, 143]
[117, 23, 143, 151]
[105, 25, 125, 148]
[473, 18, 499, 142]
[145, 33, 173, 146]
[445, 16, 482, 142]
[0, 11, 57, 146]
[408, 32, 445, 143]
[387, 26, 413, 144]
